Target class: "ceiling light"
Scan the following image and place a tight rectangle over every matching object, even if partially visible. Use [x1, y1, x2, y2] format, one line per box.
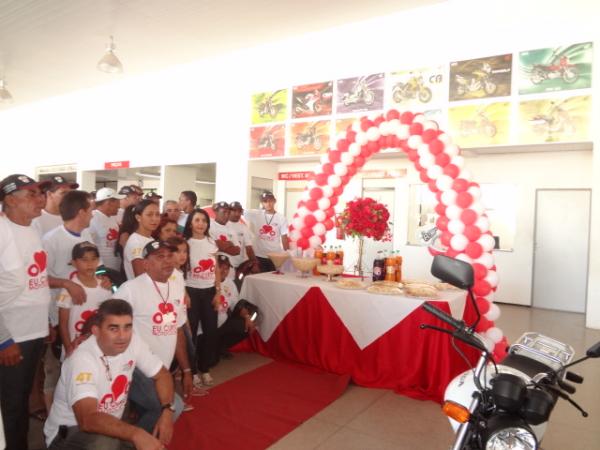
[195, 180, 216, 185]
[0, 80, 13, 103]
[135, 172, 160, 179]
[97, 36, 123, 74]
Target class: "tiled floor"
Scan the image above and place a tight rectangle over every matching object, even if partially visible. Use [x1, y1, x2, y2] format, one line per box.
[29, 304, 600, 449]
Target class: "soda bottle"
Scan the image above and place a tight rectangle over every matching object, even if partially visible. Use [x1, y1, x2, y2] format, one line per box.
[395, 252, 403, 282]
[372, 251, 385, 282]
[314, 247, 324, 275]
[384, 253, 396, 281]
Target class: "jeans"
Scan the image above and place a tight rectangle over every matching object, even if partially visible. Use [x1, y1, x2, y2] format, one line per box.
[186, 286, 217, 373]
[48, 426, 128, 450]
[218, 316, 248, 356]
[128, 368, 183, 434]
[0, 337, 45, 450]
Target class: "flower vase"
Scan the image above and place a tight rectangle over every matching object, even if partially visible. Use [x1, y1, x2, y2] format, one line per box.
[354, 237, 365, 280]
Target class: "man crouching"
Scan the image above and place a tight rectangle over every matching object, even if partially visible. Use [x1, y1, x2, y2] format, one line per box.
[44, 299, 174, 450]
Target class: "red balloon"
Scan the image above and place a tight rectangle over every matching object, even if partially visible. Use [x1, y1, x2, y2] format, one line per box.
[304, 215, 317, 228]
[436, 216, 449, 231]
[329, 196, 338, 207]
[389, 135, 399, 148]
[414, 161, 424, 172]
[305, 199, 318, 211]
[460, 209, 477, 225]
[309, 187, 323, 200]
[341, 175, 351, 185]
[337, 139, 349, 152]
[428, 180, 439, 193]
[440, 231, 452, 247]
[435, 153, 451, 167]
[367, 141, 380, 154]
[346, 130, 357, 142]
[465, 242, 483, 259]
[297, 201, 305, 209]
[456, 192, 473, 209]
[452, 178, 469, 192]
[360, 145, 371, 158]
[443, 164, 460, 179]
[333, 186, 343, 197]
[301, 227, 314, 239]
[400, 111, 414, 124]
[464, 225, 482, 242]
[386, 109, 400, 121]
[297, 237, 309, 250]
[407, 150, 419, 161]
[428, 139, 445, 155]
[324, 219, 334, 231]
[435, 203, 447, 216]
[475, 296, 491, 315]
[421, 129, 438, 143]
[378, 136, 386, 149]
[373, 115, 385, 126]
[472, 263, 488, 280]
[325, 207, 335, 217]
[346, 165, 357, 176]
[435, 191, 443, 203]
[419, 170, 430, 183]
[322, 163, 334, 175]
[315, 173, 328, 186]
[354, 155, 365, 167]
[360, 119, 374, 132]
[328, 150, 341, 164]
[409, 122, 423, 136]
[473, 279, 492, 297]
[494, 342, 508, 362]
[445, 249, 459, 258]
[475, 316, 492, 332]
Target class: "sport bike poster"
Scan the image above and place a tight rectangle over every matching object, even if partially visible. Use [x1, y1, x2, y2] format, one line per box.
[449, 54, 512, 101]
[251, 89, 288, 124]
[387, 66, 444, 110]
[249, 125, 285, 158]
[519, 42, 593, 95]
[292, 81, 334, 119]
[518, 95, 591, 144]
[336, 73, 385, 114]
[448, 102, 510, 148]
[289, 120, 330, 156]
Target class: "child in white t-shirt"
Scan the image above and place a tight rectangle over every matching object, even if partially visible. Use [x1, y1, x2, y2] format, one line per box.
[57, 242, 112, 358]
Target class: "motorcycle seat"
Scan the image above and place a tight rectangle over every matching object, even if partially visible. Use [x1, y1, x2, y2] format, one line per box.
[502, 353, 554, 379]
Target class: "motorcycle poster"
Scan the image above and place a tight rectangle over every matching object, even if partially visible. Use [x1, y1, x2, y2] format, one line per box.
[292, 81, 333, 119]
[519, 42, 593, 95]
[449, 54, 512, 101]
[289, 120, 331, 156]
[448, 102, 510, 148]
[336, 73, 385, 114]
[387, 66, 444, 110]
[518, 95, 590, 144]
[249, 125, 285, 158]
[251, 89, 288, 124]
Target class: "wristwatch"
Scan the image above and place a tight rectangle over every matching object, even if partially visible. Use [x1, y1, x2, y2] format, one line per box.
[161, 403, 176, 413]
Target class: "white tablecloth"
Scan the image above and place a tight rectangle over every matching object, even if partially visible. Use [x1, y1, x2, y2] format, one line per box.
[240, 273, 466, 350]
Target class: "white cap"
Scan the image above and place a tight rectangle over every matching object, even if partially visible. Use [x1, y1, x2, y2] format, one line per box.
[95, 187, 126, 202]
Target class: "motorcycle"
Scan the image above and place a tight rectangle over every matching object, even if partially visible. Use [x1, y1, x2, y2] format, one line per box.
[421, 255, 599, 450]
[531, 56, 579, 85]
[257, 90, 284, 119]
[460, 110, 497, 138]
[295, 91, 324, 115]
[258, 132, 276, 151]
[295, 124, 321, 150]
[392, 76, 433, 104]
[455, 63, 497, 97]
[529, 102, 576, 139]
[342, 79, 375, 106]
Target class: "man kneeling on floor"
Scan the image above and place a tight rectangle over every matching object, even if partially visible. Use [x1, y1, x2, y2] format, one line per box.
[44, 299, 175, 450]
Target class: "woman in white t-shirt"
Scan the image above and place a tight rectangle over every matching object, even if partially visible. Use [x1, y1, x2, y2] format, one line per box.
[182, 208, 221, 386]
[122, 200, 160, 280]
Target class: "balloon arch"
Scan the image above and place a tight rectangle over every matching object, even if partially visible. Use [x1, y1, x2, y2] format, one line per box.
[287, 109, 507, 361]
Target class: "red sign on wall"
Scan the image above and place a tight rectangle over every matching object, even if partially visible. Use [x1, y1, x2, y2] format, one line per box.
[278, 171, 313, 181]
[104, 161, 130, 170]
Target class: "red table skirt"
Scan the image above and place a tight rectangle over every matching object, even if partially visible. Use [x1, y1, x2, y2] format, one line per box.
[233, 287, 480, 403]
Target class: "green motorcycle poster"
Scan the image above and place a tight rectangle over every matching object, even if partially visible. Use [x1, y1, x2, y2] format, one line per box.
[519, 42, 593, 95]
[448, 102, 510, 148]
[449, 54, 512, 101]
[387, 66, 444, 110]
[251, 89, 288, 124]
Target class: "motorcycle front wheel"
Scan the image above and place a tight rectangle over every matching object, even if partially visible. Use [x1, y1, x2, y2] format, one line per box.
[418, 87, 432, 103]
[363, 90, 375, 105]
[483, 80, 497, 95]
[562, 67, 579, 83]
[392, 85, 405, 103]
[530, 68, 545, 85]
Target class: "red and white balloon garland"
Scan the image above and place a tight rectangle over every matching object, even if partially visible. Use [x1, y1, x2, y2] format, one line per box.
[287, 109, 508, 361]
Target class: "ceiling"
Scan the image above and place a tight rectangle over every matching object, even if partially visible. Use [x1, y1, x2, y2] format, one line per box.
[0, 0, 441, 109]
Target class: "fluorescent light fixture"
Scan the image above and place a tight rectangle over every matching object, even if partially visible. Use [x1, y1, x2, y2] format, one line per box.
[195, 180, 216, 185]
[135, 171, 160, 179]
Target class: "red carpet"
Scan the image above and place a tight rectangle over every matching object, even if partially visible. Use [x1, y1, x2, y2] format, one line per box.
[170, 361, 350, 450]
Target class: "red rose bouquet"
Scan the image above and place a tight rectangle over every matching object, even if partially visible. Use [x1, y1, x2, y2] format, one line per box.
[339, 197, 392, 241]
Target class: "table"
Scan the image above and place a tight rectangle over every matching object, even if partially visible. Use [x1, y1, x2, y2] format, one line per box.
[236, 272, 480, 402]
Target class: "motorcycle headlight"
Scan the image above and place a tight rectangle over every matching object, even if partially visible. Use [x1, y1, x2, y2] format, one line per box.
[485, 427, 537, 450]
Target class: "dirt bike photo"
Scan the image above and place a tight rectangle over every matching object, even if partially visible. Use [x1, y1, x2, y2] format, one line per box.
[295, 124, 322, 150]
[342, 79, 375, 106]
[455, 63, 497, 97]
[258, 133, 276, 151]
[257, 90, 284, 119]
[392, 75, 432, 104]
[294, 90, 324, 115]
[459, 109, 497, 138]
[530, 56, 579, 85]
[529, 100, 576, 141]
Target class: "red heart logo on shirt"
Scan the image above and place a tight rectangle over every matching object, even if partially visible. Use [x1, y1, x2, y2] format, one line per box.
[111, 374, 128, 400]
[198, 259, 214, 272]
[218, 234, 228, 241]
[33, 251, 47, 272]
[261, 225, 273, 233]
[107, 228, 118, 241]
[81, 310, 96, 320]
[158, 303, 174, 314]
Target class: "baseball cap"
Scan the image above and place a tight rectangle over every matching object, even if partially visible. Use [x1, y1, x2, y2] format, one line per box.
[144, 192, 162, 200]
[0, 174, 52, 201]
[130, 185, 144, 195]
[216, 253, 232, 267]
[214, 201, 230, 211]
[143, 240, 178, 258]
[260, 191, 275, 201]
[95, 187, 126, 202]
[48, 175, 79, 191]
[71, 241, 100, 260]
[118, 186, 134, 196]
[230, 201, 243, 210]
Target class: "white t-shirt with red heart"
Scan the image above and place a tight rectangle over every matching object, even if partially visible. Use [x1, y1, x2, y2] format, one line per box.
[115, 273, 187, 368]
[244, 210, 289, 258]
[217, 278, 240, 328]
[3, 220, 51, 343]
[123, 232, 154, 280]
[89, 210, 121, 271]
[225, 221, 254, 268]
[209, 219, 239, 248]
[186, 237, 218, 289]
[44, 333, 163, 447]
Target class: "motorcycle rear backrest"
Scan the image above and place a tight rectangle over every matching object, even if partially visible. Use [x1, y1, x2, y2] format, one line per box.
[586, 341, 600, 358]
[431, 255, 474, 290]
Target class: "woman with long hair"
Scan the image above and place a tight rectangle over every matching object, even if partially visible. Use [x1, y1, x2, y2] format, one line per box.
[152, 215, 178, 241]
[122, 199, 160, 279]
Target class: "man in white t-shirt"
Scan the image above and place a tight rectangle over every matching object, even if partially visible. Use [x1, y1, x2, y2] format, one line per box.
[115, 185, 142, 225]
[44, 299, 174, 449]
[0, 173, 52, 450]
[227, 201, 259, 273]
[209, 201, 241, 260]
[177, 190, 197, 233]
[115, 240, 190, 433]
[32, 175, 79, 237]
[244, 191, 290, 272]
[89, 187, 125, 273]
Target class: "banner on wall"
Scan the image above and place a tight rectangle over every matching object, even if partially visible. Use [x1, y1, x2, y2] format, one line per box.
[448, 102, 510, 148]
[518, 95, 591, 144]
[249, 125, 285, 158]
[288, 120, 330, 156]
[336, 73, 385, 114]
[251, 89, 288, 124]
[386, 66, 444, 110]
[519, 42, 593, 95]
[449, 54, 512, 101]
[292, 81, 333, 119]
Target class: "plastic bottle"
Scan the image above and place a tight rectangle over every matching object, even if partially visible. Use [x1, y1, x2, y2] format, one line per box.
[314, 247, 324, 275]
[372, 251, 385, 282]
[395, 251, 403, 282]
[384, 253, 396, 281]
[326, 246, 336, 265]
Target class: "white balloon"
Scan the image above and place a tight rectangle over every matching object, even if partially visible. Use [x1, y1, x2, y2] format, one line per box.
[451, 155, 465, 169]
[312, 223, 326, 236]
[289, 229, 301, 241]
[313, 209, 326, 222]
[341, 152, 354, 166]
[436, 175, 454, 192]
[468, 186, 482, 201]
[308, 235, 322, 249]
[355, 132, 368, 146]
[485, 303, 501, 321]
[450, 234, 468, 252]
[321, 185, 334, 198]
[301, 191, 311, 202]
[388, 119, 401, 134]
[423, 120, 439, 131]
[320, 153, 329, 165]
[378, 121, 390, 136]
[486, 327, 503, 344]
[367, 126, 380, 141]
[396, 124, 410, 140]
[470, 201, 485, 215]
[334, 163, 348, 177]
[445, 144, 459, 157]
[448, 219, 466, 235]
[306, 181, 317, 191]
[336, 132, 347, 143]
[407, 135, 422, 149]
[317, 197, 331, 210]
[419, 153, 435, 169]
[348, 143, 361, 156]
[328, 175, 342, 188]
[478, 234, 496, 252]
[475, 216, 490, 233]
[475, 252, 494, 269]
[438, 133, 452, 145]
[413, 113, 426, 124]
[455, 253, 473, 264]
[293, 217, 304, 230]
[351, 121, 362, 133]
[441, 190, 458, 206]
[485, 271, 499, 288]
[427, 165, 443, 180]
[417, 143, 431, 158]
[446, 205, 463, 220]
[297, 207, 309, 218]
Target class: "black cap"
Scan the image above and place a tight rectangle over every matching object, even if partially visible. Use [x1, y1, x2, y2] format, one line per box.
[260, 191, 275, 201]
[130, 185, 144, 195]
[118, 185, 134, 195]
[214, 201, 230, 211]
[229, 201, 243, 210]
[0, 174, 52, 201]
[71, 241, 100, 260]
[142, 240, 178, 258]
[48, 175, 79, 191]
[144, 192, 162, 200]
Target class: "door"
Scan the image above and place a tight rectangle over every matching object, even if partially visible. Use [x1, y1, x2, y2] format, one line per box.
[532, 189, 590, 313]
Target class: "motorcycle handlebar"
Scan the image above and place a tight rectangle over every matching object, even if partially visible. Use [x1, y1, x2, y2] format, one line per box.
[422, 302, 465, 330]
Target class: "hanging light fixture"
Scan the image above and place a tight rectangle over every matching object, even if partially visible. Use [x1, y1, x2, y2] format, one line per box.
[97, 36, 123, 74]
[0, 79, 13, 103]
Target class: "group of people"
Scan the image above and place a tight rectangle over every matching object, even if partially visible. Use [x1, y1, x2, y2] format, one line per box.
[0, 173, 290, 449]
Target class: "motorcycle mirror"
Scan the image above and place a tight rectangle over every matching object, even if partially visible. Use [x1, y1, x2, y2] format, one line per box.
[431, 255, 474, 290]
[585, 341, 600, 358]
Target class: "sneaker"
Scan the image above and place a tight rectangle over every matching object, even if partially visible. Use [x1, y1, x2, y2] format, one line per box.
[183, 402, 195, 412]
[201, 372, 214, 386]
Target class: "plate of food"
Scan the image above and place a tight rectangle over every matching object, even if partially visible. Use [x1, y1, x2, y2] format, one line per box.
[403, 279, 435, 287]
[404, 283, 439, 299]
[373, 280, 404, 289]
[336, 279, 366, 290]
[434, 282, 461, 291]
[366, 284, 403, 296]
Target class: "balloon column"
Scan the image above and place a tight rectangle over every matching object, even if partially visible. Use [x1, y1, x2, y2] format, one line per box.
[287, 109, 507, 361]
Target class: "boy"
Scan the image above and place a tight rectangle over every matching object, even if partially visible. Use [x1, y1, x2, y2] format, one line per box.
[57, 242, 112, 358]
